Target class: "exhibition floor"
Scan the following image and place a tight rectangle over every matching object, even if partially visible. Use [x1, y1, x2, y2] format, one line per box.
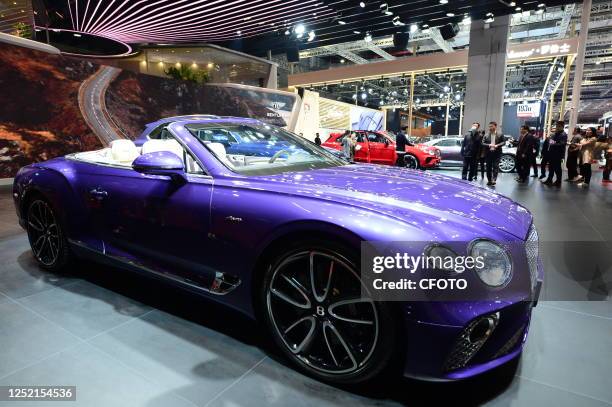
[0, 171, 610, 407]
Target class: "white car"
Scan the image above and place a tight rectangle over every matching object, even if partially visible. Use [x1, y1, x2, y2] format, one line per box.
[425, 137, 517, 173]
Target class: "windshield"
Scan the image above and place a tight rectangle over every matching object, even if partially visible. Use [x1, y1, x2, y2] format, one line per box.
[186, 123, 347, 175]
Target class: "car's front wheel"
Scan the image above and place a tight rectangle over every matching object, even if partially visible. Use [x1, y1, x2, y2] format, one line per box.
[26, 198, 72, 271]
[404, 154, 419, 169]
[499, 154, 516, 173]
[261, 241, 397, 384]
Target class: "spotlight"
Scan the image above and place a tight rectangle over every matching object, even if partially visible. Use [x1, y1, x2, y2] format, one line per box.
[538, 3, 545, 7]
[340, 58, 345, 63]
[338, 20, 346, 25]
[455, 94, 461, 100]
[294, 24, 306, 35]
[446, 12, 455, 17]
[308, 30, 316, 41]
[509, 1, 516, 6]
[443, 85, 450, 92]
[439, 0, 448, 3]
[361, 92, 367, 99]
[360, 1, 366, 7]
[515, 6, 521, 11]
[410, 23, 418, 33]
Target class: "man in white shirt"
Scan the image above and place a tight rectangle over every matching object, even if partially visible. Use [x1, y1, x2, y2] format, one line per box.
[481, 122, 506, 186]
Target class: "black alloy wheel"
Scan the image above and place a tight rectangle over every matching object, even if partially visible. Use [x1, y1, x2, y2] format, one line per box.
[404, 154, 419, 169]
[262, 244, 396, 384]
[26, 199, 70, 271]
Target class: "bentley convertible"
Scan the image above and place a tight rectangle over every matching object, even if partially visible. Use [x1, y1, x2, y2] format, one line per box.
[13, 115, 542, 384]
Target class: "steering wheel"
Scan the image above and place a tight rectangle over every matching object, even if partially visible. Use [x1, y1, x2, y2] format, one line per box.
[269, 149, 290, 163]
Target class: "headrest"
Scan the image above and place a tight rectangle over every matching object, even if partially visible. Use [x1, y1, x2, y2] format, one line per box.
[110, 139, 138, 164]
[141, 139, 184, 162]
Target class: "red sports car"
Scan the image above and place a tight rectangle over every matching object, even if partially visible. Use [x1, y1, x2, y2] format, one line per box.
[322, 130, 441, 169]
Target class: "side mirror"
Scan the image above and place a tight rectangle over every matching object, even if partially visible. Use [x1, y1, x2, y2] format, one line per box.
[132, 151, 186, 183]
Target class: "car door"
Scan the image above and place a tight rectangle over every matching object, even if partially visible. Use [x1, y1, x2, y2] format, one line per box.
[435, 139, 462, 165]
[82, 139, 218, 288]
[353, 132, 370, 163]
[366, 132, 395, 165]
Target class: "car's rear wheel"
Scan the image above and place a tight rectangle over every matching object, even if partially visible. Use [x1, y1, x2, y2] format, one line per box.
[26, 198, 72, 271]
[499, 154, 516, 173]
[404, 154, 419, 169]
[261, 241, 397, 384]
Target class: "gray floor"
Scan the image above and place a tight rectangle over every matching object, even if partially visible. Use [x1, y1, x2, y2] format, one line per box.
[0, 169, 611, 407]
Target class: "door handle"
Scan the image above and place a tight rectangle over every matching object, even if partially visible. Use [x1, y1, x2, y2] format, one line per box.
[89, 188, 108, 200]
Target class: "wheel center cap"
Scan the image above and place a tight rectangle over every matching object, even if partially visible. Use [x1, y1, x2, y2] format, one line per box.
[315, 305, 326, 317]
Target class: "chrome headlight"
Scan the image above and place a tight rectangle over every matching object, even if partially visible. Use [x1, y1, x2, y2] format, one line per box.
[470, 240, 512, 287]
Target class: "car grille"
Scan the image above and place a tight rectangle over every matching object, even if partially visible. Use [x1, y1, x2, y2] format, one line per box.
[443, 312, 500, 372]
[525, 224, 539, 292]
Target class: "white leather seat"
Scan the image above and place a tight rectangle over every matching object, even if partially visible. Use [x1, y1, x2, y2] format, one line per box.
[110, 139, 139, 165]
[141, 139, 184, 162]
[207, 142, 227, 161]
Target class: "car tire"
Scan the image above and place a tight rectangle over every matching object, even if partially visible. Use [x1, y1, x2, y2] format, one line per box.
[25, 198, 73, 272]
[404, 154, 419, 170]
[499, 154, 516, 173]
[260, 239, 398, 384]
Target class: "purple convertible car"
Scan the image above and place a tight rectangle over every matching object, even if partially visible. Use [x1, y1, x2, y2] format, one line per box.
[13, 115, 542, 384]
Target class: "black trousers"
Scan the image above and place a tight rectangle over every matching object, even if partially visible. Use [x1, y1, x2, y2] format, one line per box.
[579, 163, 592, 184]
[540, 154, 550, 177]
[485, 153, 501, 182]
[462, 157, 478, 180]
[396, 152, 405, 167]
[477, 157, 486, 179]
[516, 154, 531, 181]
[566, 152, 579, 179]
[530, 155, 538, 177]
[546, 157, 562, 182]
[604, 158, 611, 181]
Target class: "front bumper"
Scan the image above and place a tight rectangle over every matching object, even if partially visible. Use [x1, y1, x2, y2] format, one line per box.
[402, 280, 542, 381]
[421, 156, 441, 168]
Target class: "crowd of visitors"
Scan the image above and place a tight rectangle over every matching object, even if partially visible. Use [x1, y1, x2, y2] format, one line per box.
[460, 120, 612, 188]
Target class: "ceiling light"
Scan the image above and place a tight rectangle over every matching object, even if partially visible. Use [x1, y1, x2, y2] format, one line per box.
[294, 24, 306, 35]
[439, 0, 448, 3]
[360, 1, 366, 7]
[515, 6, 521, 11]
[536, 8, 544, 14]
[462, 16, 471, 25]
[446, 12, 455, 17]
[354, 30, 361, 34]
[509, 1, 516, 6]
[443, 85, 450, 92]
[416, 98, 421, 103]
[284, 29, 290, 35]
[385, 9, 393, 15]
[340, 58, 345, 63]
[379, 3, 388, 8]
[73, 33, 81, 37]
[236, 30, 241, 35]
[538, 3, 545, 7]
[308, 30, 316, 41]
[422, 23, 429, 28]
[523, 90, 528, 95]
[379, 100, 384, 105]
[596, 60, 601, 65]
[364, 32, 372, 42]
[410, 23, 418, 33]
[485, 17, 495, 23]
[504, 91, 510, 97]
[439, 93, 444, 98]
[338, 20, 346, 25]
[455, 94, 461, 100]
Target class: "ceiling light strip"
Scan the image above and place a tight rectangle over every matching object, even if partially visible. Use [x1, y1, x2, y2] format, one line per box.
[99, 2, 328, 39]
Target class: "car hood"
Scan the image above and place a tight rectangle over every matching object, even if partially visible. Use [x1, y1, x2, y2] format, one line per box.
[253, 164, 532, 240]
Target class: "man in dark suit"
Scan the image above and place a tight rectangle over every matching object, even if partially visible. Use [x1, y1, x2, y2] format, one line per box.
[482, 122, 506, 186]
[395, 127, 408, 166]
[516, 125, 537, 183]
[542, 120, 568, 187]
[539, 134, 551, 179]
[460, 122, 481, 181]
